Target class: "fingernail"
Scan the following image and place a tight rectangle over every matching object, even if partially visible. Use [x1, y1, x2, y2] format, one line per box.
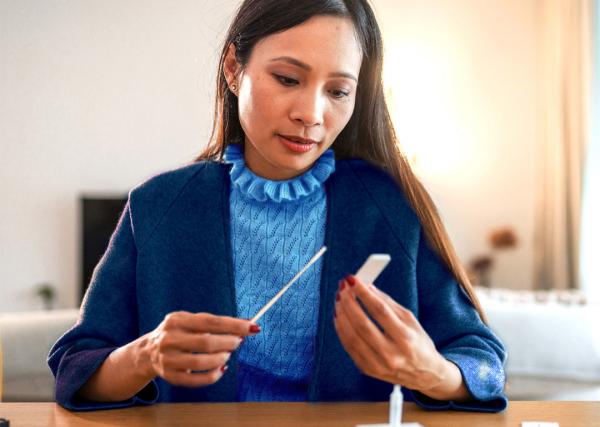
[334, 309, 337, 319]
[339, 280, 346, 291]
[346, 275, 356, 287]
[336, 291, 340, 302]
[221, 365, 228, 373]
[249, 324, 261, 333]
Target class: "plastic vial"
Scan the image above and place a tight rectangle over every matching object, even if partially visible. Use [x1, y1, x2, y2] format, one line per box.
[389, 385, 403, 427]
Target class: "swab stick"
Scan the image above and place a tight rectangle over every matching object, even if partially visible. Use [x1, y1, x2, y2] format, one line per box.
[250, 246, 327, 323]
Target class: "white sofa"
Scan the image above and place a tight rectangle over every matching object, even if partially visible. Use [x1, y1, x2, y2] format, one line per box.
[1, 289, 599, 402]
[0, 309, 78, 401]
[476, 287, 600, 400]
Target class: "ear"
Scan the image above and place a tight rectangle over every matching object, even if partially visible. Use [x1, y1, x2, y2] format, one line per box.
[223, 43, 241, 94]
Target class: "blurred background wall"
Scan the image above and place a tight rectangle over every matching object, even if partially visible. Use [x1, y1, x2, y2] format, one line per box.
[0, 0, 593, 312]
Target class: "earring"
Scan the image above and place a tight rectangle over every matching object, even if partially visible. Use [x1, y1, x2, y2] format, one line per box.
[231, 83, 237, 92]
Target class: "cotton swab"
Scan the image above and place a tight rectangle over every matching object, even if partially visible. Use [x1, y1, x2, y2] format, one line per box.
[250, 246, 327, 323]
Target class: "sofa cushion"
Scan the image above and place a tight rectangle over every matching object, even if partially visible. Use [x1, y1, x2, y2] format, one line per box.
[476, 287, 600, 400]
[0, 309, 79, 401]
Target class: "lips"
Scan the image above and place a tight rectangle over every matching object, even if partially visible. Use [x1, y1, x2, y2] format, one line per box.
[277, 135, 317, 153]
[278, 134, 318, 145]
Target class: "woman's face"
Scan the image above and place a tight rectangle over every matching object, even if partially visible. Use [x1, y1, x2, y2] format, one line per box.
[224, 15, 362, 180]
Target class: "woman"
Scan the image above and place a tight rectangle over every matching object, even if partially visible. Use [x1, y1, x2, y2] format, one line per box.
[49, 0, 507, 412]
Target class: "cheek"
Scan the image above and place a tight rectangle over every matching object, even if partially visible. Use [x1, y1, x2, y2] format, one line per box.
[238, 78, 279, 134]
[328, 99, 356, 134]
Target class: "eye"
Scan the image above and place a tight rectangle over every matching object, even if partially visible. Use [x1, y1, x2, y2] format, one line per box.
[273, 74, 299, 86]
[330, 89, 350, 99]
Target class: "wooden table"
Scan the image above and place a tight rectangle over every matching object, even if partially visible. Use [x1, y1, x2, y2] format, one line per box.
[1, 401, 599, 426]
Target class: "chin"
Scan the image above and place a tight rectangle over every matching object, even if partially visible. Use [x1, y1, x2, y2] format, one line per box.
[276, 153, 318, 174]
[277, 161, 312, 177]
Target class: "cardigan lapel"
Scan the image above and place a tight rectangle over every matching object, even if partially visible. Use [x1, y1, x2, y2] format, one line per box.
[308, 161, 366, 400]
[173, 162, 240, 401]
[307, 160, 403, 401]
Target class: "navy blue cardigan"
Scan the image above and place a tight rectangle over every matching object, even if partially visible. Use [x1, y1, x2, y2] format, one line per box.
[48, 158, 508, 412]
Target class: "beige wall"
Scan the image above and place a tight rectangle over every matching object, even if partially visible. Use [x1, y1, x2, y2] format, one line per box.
[0, 0, 539, 312]
[375, 0, 538, 290]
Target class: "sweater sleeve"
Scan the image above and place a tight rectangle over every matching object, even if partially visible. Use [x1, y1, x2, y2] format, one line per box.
[47, 199, 159, 411]
[409, 227, 508, 413]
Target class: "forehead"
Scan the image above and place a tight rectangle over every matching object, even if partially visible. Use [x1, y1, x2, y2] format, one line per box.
[248, 15, 362, 75]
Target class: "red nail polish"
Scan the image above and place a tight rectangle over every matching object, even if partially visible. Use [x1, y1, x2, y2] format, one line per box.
[339, 281, 346, 291]
[249, 324, 261, 333]
[346, 275, 356, 287]
[221, 365, 228, 372]
[336, 292, 340, 302]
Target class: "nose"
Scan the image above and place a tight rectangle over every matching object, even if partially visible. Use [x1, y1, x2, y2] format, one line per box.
[290, 89, 325, 127]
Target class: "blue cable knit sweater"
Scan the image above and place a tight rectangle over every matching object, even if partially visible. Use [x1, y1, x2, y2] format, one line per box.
[224, 144, 335, 401]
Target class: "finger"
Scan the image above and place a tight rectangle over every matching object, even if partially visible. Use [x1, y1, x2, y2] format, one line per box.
[346, 276, 414, 345]
[163, 312, 260, 336]
[338, 284, 412, 376]
[369, 283, 419, 328]
[334, 303, 384, 378]
[162, 366, 226, 388]
[335, 308, 414, 386]
[336, 282, 393, 357]
[336, 302, 421, 386]
[163, 330, 243, 353]
[162, 351, 231, 372]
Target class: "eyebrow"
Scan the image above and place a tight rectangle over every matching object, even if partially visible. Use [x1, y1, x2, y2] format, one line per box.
[269, 56, 358, 82]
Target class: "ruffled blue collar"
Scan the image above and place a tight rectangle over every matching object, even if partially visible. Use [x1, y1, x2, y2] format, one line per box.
[223, 143, 335, 203]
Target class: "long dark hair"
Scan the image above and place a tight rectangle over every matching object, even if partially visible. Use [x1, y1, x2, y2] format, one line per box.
[195, 0, 486, 322]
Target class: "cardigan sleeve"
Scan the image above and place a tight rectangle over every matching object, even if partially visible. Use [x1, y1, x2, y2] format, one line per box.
[409, 227, 508, 413]
[47, 199, 159, 411]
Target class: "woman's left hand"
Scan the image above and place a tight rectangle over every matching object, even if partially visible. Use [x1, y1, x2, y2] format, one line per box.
[333, 274, 460, 398]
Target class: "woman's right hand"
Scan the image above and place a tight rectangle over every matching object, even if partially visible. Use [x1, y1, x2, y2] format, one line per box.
[140, 311, 260, 387]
